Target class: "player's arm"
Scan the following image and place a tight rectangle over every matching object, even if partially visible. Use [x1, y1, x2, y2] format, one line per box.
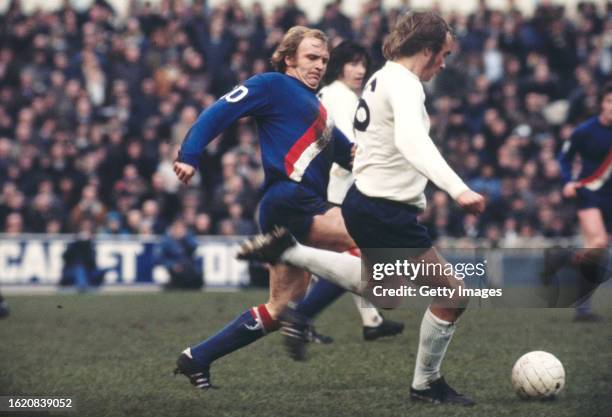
[390, 80, 484, 214]
[174, 76, 270, 184]
[558, 129, 580, 198]
[331, 126, 355, 171]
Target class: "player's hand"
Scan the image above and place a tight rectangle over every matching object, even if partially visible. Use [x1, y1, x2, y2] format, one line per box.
[351, 144, 357, 160]
[173, 161, 196, 185]
[456, 190, 486, 214]
[562, 181, 579, 199]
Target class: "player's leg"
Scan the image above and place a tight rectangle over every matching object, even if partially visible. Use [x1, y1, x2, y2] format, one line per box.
[175, 182, 329, 364]
[174, 264, 310, 388]
[351, 294, 382, 327]
[304, 206, 355, 251]
[266, 264, 311, 317]
[294, 278, 345, 327]
[303, 221, 394, 334]
[405, 247, 473, 405]
[574, 208, 609, 321]
[350, 294, 405, 340]
[410, 247, 469, 321]
[278, 207, 361, 358]
[237, 208, 365, 292]
[175, 180, 317, 388]
[274, 241, 364, 293]
[293, 268, 403, 342]
[339, 245, 402, 339]
[341, 183, 472, 404]
[296, 277, 344, 344]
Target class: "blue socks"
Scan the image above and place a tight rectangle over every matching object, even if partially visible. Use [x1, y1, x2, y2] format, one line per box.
[188, 279, 349, 368]
[295, 278, 346, 319]
[190, 305, 278, 366]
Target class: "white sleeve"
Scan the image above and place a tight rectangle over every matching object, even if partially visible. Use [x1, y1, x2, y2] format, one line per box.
[389, 78, 469, 199]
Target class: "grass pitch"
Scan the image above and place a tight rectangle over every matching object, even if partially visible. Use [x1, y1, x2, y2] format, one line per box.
[1, 289, 611, 417]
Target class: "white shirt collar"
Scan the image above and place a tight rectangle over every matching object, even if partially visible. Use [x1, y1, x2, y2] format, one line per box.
[385, 60, 421, 82]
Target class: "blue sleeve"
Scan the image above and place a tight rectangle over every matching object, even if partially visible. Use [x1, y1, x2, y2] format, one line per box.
[332, 126, 353, 171]
[558, 129, 581, 184]
[177, 75, 270, 167]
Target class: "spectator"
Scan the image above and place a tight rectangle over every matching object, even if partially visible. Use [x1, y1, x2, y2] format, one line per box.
[193, 212, 212, 235]
[0, 0, 608, 242]
[157, 219, 203, 289]
[71, 184, 107, 229]
[60, 219, 109, 292]
[3, 212, 24, 235]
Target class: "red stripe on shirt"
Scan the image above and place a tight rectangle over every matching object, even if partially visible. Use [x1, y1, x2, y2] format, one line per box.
[284, 104, 327, 176]
[579, 148, 612, 187]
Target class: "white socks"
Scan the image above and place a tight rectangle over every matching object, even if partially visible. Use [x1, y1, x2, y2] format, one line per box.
[352, 294, 383, 327]
[283, 245, 382, 326]
[412, 308, 456, 390]
[280, 243, 363, 294]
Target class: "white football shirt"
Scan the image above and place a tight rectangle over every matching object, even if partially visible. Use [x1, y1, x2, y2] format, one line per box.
[319, 80, 358, 204]
[352, 61, 469, 209]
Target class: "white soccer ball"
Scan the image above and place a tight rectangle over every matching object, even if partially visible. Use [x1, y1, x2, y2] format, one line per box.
[512, 351, 565, 400]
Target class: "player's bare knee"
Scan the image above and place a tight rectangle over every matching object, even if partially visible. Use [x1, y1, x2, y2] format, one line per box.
[452, 307, 467, 321]
[430, 305, 464, 323]
[442, 306, 466, 322]
[307, 208, 355, 252]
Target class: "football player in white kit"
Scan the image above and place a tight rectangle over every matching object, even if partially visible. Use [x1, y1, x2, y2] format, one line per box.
[239, 11, 485, 406]
[294, 41, 404, 345]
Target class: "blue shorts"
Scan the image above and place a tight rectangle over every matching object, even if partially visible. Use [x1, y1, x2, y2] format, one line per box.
[576, 188, 612, 233]
[341, 185, 433, 250]
[258, 180, 331, 242]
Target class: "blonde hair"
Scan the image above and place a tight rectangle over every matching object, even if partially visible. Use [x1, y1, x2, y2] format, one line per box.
[271, 26, 329, 73]
[382, 11, 452, 60]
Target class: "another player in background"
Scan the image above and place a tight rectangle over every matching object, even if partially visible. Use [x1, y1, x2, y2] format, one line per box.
[296, 41, 404, 345]
[240, 11, 485, 406]
[558, 81, 612, 321]
[172, 26, 360, 388]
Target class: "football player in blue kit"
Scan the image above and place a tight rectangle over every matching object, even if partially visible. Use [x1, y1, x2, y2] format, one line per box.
[558, 81, 612, 321]
[172, 26, 361, 389]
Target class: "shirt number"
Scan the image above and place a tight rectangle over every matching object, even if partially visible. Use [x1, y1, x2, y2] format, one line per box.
[354, 99, 370, 132]
[354, 78, 376, 132]
[223, 86, 249, 103]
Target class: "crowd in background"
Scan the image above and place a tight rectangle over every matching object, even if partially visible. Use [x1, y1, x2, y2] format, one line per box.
[0, 0, 610, 247]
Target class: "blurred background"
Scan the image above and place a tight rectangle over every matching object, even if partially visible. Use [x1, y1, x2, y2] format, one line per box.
[0, 0, 610, 288]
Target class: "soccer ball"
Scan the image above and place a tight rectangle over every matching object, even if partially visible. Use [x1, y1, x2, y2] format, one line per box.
[511, 351, 565, 400]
